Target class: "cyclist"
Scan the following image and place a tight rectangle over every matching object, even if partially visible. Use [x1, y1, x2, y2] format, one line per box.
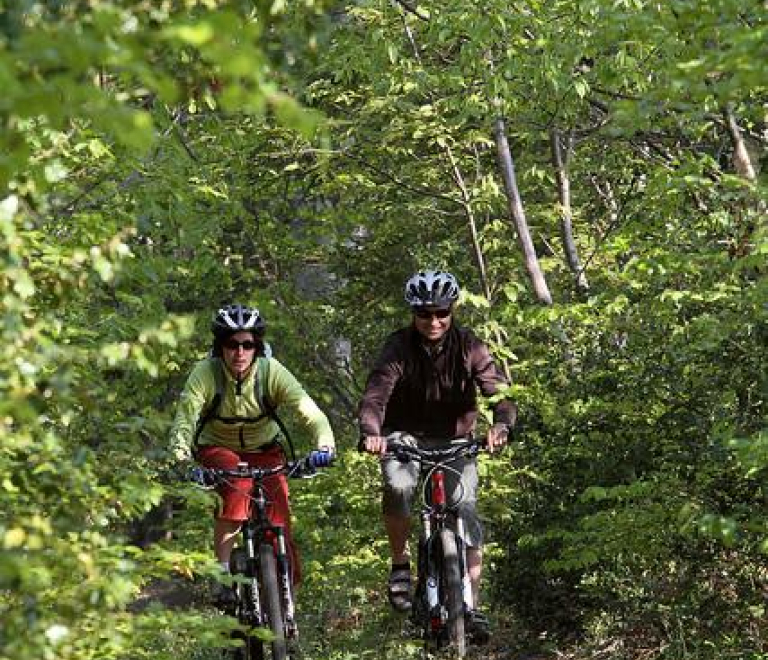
[170, 304, 335, 603]
[359, 270, 516, 643]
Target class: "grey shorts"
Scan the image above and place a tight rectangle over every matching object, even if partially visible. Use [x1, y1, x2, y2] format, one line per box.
[381, 431, 483, 547]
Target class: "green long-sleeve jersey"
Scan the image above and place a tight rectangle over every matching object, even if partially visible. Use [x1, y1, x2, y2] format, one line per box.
[169, 356, 335, 461]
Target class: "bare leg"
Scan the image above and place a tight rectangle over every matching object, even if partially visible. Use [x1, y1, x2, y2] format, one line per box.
[384, 513, 412, 564]
[214, 518, 242, 563]
[384, 512, 413, 611]
[467, 545, 482, 607]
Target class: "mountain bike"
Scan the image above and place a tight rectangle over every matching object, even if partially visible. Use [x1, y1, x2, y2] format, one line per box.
[192, 450, 332, 660]
[385, 437, 484, 659]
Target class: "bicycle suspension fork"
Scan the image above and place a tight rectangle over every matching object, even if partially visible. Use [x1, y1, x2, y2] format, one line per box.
[274, 526, 297, 637]
[242, 518, 264, 625]
[421, 509, 440, 621]
[438, 467, 473, 612]
[454, 516, 474, 611]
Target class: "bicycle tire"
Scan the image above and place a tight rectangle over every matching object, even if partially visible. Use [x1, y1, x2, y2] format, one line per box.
[259, 542, 287, 660]
[439, 529, 466, 658]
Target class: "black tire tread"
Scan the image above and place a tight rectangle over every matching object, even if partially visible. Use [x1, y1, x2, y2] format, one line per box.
[439, 529, 466, 658]
[259, 542, 287, 660]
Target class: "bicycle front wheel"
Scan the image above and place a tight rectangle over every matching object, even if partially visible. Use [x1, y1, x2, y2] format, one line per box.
[439, 529, 466, 658]
[259, 543, 287, 660]
[230, 548, 265, 660]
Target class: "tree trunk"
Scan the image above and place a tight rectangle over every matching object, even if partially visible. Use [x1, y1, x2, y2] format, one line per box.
[493, 117, 553, 305]
[722, 104, 764, 258]
[723, 104, 756, 181]
[550, 128, 589, 294]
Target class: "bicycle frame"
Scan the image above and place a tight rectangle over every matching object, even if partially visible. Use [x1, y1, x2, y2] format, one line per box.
[196, 453, 329, 660]
[387, 438, 482, 657]
[420, 464, 473, 631]
[235, 470, 296, 635]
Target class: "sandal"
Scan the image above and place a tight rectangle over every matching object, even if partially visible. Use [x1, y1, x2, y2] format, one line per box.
[387, 564, 412, 612]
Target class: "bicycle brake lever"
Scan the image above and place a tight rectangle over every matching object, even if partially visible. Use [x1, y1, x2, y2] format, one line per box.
[288, 459, 319, 479]
[391, 446, 412, 463]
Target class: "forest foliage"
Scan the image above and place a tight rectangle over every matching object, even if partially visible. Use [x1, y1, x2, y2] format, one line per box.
[1, 1, 766, 659]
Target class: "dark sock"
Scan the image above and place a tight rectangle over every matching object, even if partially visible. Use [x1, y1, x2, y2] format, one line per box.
[391, 561, 410, 571]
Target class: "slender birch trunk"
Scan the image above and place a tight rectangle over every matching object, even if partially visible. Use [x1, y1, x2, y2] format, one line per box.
[493, 117, 553, 305]
[723, 104, 757, 181]
[550, 128, 589, 294]
[722, 104, 765, 258]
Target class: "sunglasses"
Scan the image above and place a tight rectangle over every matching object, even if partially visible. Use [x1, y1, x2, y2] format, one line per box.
[223, 339, 258, 351]
[413, 308, 452, 320]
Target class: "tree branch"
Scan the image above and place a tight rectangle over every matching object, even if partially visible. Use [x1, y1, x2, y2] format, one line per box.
[445, 145, 492, 300]
[392, 0, 430, 21]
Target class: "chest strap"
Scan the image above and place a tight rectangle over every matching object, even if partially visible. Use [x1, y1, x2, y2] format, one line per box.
[193, 356, 296, 459]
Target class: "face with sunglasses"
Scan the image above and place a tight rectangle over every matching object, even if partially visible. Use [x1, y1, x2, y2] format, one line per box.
[412, 305, 453, 343]
[221, 331, 260, 377]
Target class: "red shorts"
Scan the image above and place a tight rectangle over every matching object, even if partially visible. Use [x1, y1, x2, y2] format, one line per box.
[196, 444, 301, 583]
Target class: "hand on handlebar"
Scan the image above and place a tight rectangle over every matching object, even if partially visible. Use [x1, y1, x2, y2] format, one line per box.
[486, 423, 509, 454]
[189, 465, 218, 488]
[309, 447, 335, 469]
[362, 435, 387, 457]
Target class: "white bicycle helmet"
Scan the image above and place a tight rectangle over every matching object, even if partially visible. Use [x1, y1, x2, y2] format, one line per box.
[404, 270, 460, 308]
[211, 304, 266, 339]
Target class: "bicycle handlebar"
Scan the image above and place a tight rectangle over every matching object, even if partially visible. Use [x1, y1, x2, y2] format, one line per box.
[384, 437, 486, 464]
[189, 450, 333, 487]
[383, 438, 486, 510]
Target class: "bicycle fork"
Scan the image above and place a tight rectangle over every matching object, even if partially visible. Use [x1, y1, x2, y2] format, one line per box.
[454, 517, 474, 612]
[247, 494, 296, 639]
[242, 523, 264, 626]
[421, 513, 441, 631]
[274, 527, 298, 638]
[424, 470, 447, 634]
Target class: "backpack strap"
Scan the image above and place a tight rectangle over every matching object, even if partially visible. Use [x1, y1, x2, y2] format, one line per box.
[192, 356, 297, 460]
[255, 357, 297, 461]
[193, 357, 226, 454]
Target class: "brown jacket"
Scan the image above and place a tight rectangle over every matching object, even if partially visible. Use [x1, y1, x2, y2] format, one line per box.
[359, 324, 516, 439]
